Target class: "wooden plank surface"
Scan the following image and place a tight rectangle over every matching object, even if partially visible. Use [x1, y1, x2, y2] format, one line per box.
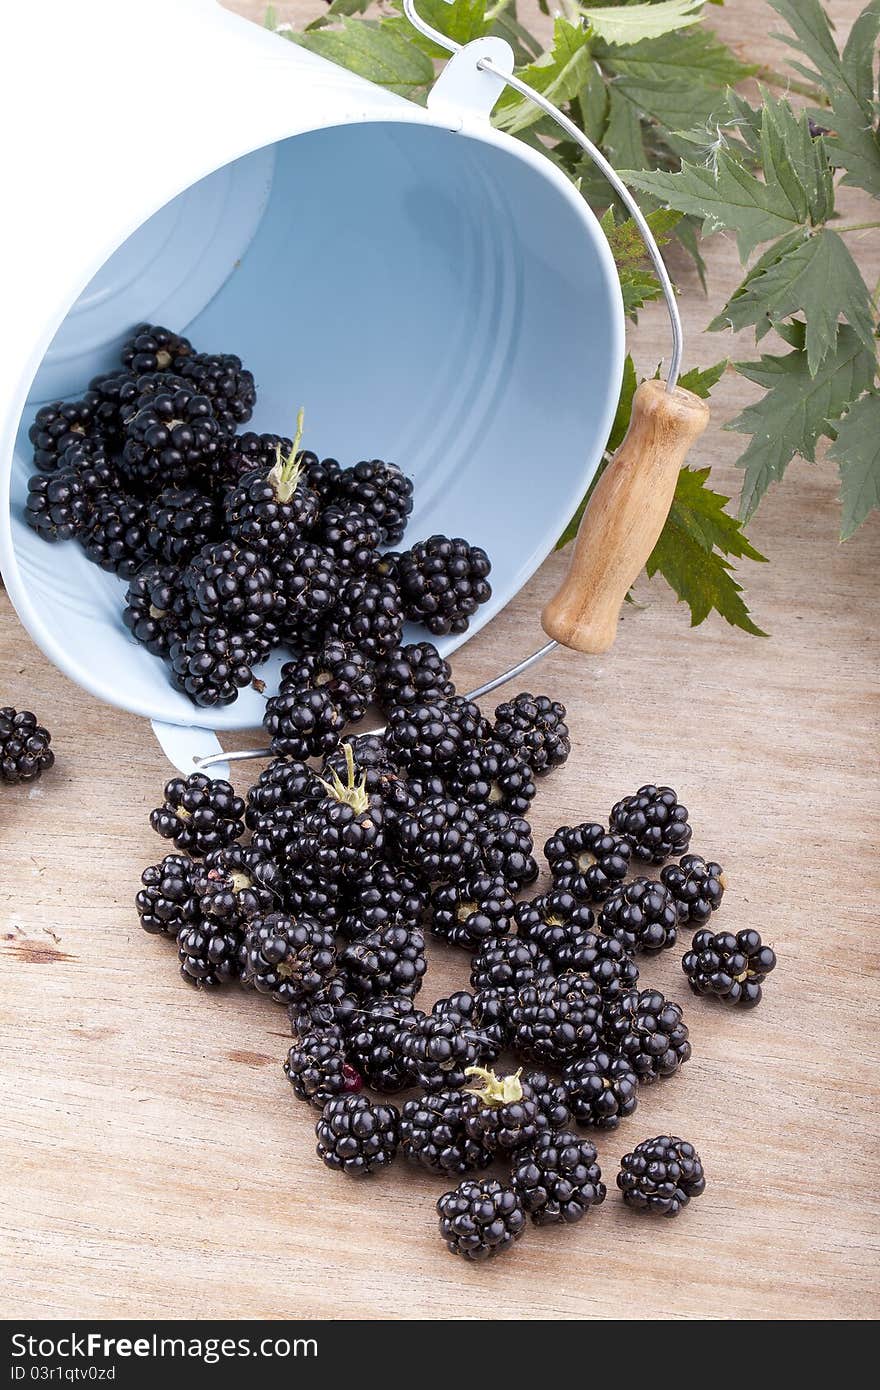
[2, 0, 878, 1321]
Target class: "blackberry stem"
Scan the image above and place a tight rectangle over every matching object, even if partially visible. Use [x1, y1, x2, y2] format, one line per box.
[269, 406, 306, 503]
[464, 1065, 524, 1106]
[316, 740, 370, 814]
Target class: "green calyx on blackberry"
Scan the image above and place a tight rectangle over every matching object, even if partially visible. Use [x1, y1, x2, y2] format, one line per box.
[604, 987, 691, 1081]
[492, 691, 570, 776]
[661, 854, 726, 923]
[512, 1131, 606, 1226]
[28, 398, 98, 472]
[136, 854, 200, 938]
[617, 1136, 705, 1217]
[321, 735, 400, 801]
[315, 1093, 400, 1177]
[609, 784, 693, 863]
[242, 912, 336, 1003]
[182, 540, 280, 633]
[121, 382, 223, 490]
[279, 641, 375, 725]
[394, 796, 482, 883]
[262, 687, 344, 760]
[168, 624, 256, 707]
[224, 409, 319, 552]
[384, 700, 463, 772]
[325, 572, 404, 660]
[397, 535, 492, 635]
[331, 458, 414, 545]
[477, 809, 539, 891]
[345, 996, 422, 1092]
[284, 1034, 362, 1109]
[598, 878, 680, 954]
[544, 822, 632, 902]
[177, 919, 244, 988]
[399, 999, 496, 1092]
[120, 323, 193, 375]
[146, 486, 219, 564]
[123, 562, 185, 656]
[339, 923, 427, 1000]
[80, 490, 151, 578]
[175, 351, 256, 432]
[400, 1090, 492, 1177]
[192, 844, 282, 925]
[461, 1066, 541, 1153]
[275, 541, 340, 643]
[469, 934, 552, 994]
[562, 1051, 639, 1129]
[340, 860, 427, 942]
[297, 742, 387, 878]
[375, 642, 455, 711]
[149, 772, 245, 858]
[289, 978, 361, 1041]
[682, 928, 776, 1007]
[511, 973, 604, 1066]
[430, 872, 516, 950]
[437, 1178, 526, 1261]
[448, 739, 536, 817]
[316, 503, 382, 575]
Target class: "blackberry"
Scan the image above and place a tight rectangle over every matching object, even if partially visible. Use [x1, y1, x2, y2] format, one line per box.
[661, 854, 726, 923]
[544, 822, 631, 902]
[218, 431, 292, 486]
[511, 972, 604, 1066]
[617, 1136, 705, 1217]
[430, 872, 515, 950]
[25, 468, 90, 542]
[192, 844, 282, 925]
[296, 742, 386, 877]
[430, 993, 502, 1064]
[682, 928, 776, 1007]
[245, 758, 320, 830]
[316, 1094, 399, 1177]
[397, 535, 491, 635]
[224, 413, 319, 553]
[149, 772, 244, 858]
[121, 383, 223, 490]
[562, 1051, 639, 1129]
[394, 796, 482, 883]
[182, 541, 280, 634]
[384, 701, 463, 772]
[284, 867, 347, 928]
[320, 735, 401, 801]
[522, 1069, 572, 1133]
[514, 888, 594, 947]
[316, 503, 382, 575]
[28, 397, 98, 472]
[289, 978, 361, 1040]
[476, 809, 539, 891]
[609, 784, 692, 863]
[346, 996, 422, 1092]
[375, 642, 455, 711]
[242, 912, 336, 1003]
[437, 1178, 525, 1261]
[87, 370, 140, 446]
[120, 323, 193, 375]
[461, 1066, 541, 1154]
[330, 459, 413, 545]
[136, 854, 200, 938]
[604, 988, 691, 1081]
[492, 692, 570, 776]
[400, 1090, 492, 1177]
[470, 987, 515, 1050]
[448, 739, 535, 817]
[516, 891, 639, 1001]
[599, 878, 680, 953]
[177, 919, 244, 988]
[340, 861, 427, 942]
[175, 351, 256, 432]
[325, 572, 404, 660]
[339, 924, 427, 1000]
[0, 708, 54, 784]
[122, 561, 185, 656]
[79, 490, 150, 577]
[284, 1033, 362, 1109]
[443, 695, 492, 743]
[262, 687, 344, 760]
[146, 486, 218, 564]
[275, 541, 340, 643]
[512, 1131, 605, 1225]
[399, 997, 496, 1091]
[469, 935, 552, 995]
[279, 641, 375, 725]
[297, 451, 341, 502]
[168, 624, 256, 706]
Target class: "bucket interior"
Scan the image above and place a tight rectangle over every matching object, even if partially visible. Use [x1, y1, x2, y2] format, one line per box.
[8, 120, 623, 729]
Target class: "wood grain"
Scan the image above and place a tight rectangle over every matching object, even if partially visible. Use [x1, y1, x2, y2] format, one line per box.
[1, 0, 878, 1322]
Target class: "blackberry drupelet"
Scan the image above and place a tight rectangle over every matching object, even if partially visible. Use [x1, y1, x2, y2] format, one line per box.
[339, 924, 427, 1000]
[609, 784, 693, 863]
[275, 541, 340, 644]
[397, 535, 492, 635]
[146, 486, 219, 564]
[316, 1093, 400, 1176]
[80, 490, 150, 577]
[122, 562, 185, 657]
[617, 1135, 705, 1217]
[346, 996, 422, 1092]
[242, 912, 336, 1004]
[136, 854, 200, 938]
[544, 822, 632, 902]
[0, 708, 54, 783]
[279, 641, 375, 725]
[384, 700, 463, 772]
[296, 742, 386, 878]
[262, 687, 344, 761]
[375, 642, 455, 711]
[394, 796, 482, 883]
[121, 382, 223, 490]
[437, 1179, 525, 1261]
[605, 988, 691, 1081]
[662, 854, 726, 923]
[400, 1090, 492, 1177]
[284, 1033, 362, 1109]
[149, 772, 245, 858]
[448, 739, 536, 817]
[511, 973, 604, 1066]
[563, 1051, 639, 1129]
[492, 692, 570, 776]
[476, 809, 539, 891]
[430, 872, 515, 950]
[325, 572, 405, 661]
[682, 928, 776, 1007]
[315, 503, 382, 575]
[224, 413, 319, 554]
[331, 458, 414, 545]
[599, 878, 680, 953]
[29, 397, 98, 472]
[289, 978, 361, 1040]
[120, 323, 193, 375]
[168, 624, 256, 707]
[340, 860, 427, 942]
[399, 997, 496, 1092]
[512, 1131, 606, 1225]
[192, 844, 282, 926]
[461, 1066, 541, 1154]
[175, 351, 256, 432]
[182, 540, 280, 635]
[177, 919, 244, 988]
[469, 934, 552, 995]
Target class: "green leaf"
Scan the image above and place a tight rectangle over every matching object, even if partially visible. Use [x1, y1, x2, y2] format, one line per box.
[646, 467, 768, 636]
[596, 27, 754, 138]
[384, 0, 492, 57]
[728, 324, 877, 520]
[710, 228, 875, 375]
[495, 17, 592, 134]
[675, 360, 728, 397]
[601, 206, 680, 315]
[829, 391, 880, 539]
[579, 0, 704, 45]
[289, 18, 434, 98]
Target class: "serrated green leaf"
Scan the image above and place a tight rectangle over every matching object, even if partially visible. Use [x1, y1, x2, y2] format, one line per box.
[829, 391, 880, 538]
[579, 0, 704, 45]
[759, 93, 834, 226]
[384, 0, 492, 57]
[600, 206, 679, 316]
[289, 18, 434, 98]
[495, 17, 592, 134]
[604, 85, 649, 169]
[595, 27, 753, 137]
[728, 325, 877, 520]
[675, 360, 728, 397]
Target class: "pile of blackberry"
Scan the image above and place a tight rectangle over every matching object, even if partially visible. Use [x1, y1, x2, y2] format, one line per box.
[25, 325, 494, 709]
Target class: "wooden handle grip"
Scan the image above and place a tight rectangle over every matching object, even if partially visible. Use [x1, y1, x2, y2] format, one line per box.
[542, 378, 710, 654]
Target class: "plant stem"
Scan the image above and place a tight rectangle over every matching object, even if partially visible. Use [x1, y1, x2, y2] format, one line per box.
[834, 221, 880, 234]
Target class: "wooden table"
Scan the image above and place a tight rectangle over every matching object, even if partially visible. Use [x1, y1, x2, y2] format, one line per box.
[2, 0, 877, 1322]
